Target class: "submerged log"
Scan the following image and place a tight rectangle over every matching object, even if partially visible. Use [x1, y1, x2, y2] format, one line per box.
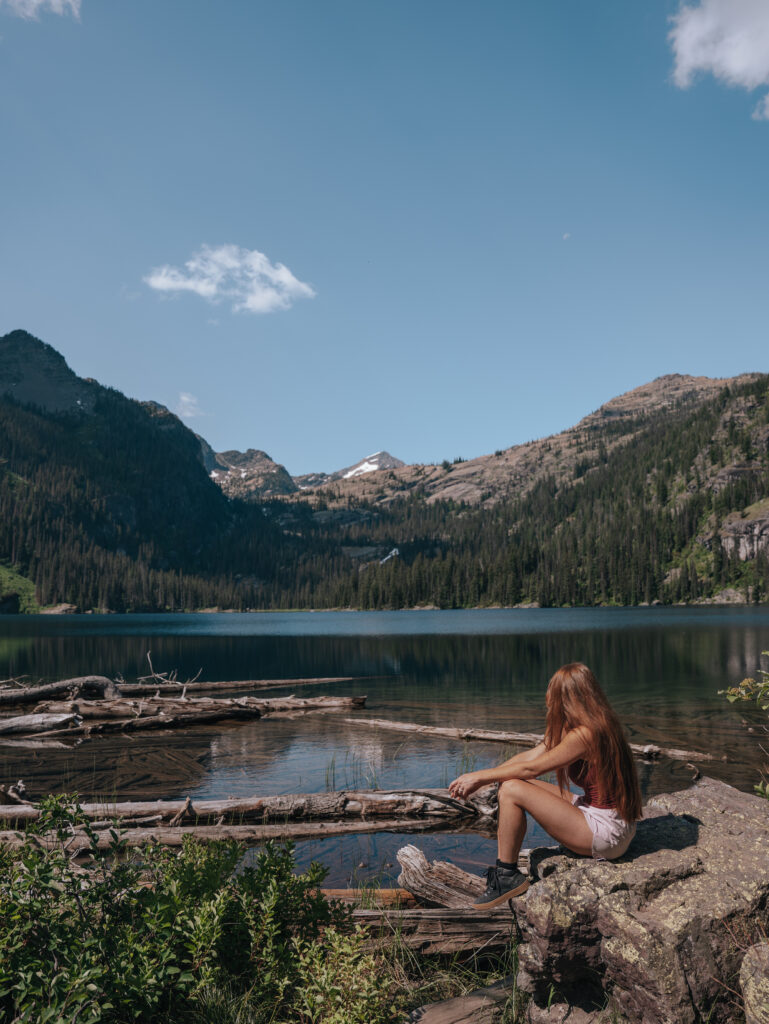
[0, 788, 494, 827]
[343, 717, 718, 763]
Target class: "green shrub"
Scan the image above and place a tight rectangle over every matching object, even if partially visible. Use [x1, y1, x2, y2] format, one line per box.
[721, 649, 769, 799]
[0, 795, 395, 1024]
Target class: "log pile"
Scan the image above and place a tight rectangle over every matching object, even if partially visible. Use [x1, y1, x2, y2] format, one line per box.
[0, 675, 366, 741]
[0, 673, 366, 707]
[0, 787, 497, 851]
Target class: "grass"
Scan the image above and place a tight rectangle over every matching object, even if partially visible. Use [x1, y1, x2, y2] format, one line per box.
[0, 561, 39, 613]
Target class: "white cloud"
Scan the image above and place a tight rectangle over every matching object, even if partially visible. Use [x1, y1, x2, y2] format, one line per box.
[175, 392, 203, 419]
[0, 0, 80, 18]
[144, 243, 316, 315]
[669, 0, 769, 119]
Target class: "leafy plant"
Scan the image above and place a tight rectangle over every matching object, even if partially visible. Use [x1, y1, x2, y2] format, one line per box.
[0, 796, 396, 1023]
[720, 650, 769, 799]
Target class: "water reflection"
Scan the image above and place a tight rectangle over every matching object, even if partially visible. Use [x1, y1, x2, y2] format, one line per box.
[1, 609, 767, 885]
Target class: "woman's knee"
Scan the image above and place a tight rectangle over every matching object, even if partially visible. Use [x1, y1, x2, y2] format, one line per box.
[498, 779, 529, 803]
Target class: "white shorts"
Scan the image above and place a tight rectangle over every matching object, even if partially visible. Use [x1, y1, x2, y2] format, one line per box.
[572, 794, 636, 860]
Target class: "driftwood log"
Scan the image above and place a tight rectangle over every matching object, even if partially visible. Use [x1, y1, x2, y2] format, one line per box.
[0, 788, 495, 828]
[396, 844, 485, 907]
[0, 817, 460, 852]
[404, 976, 517, 1023]
[1, 695, 365, 738]
[342, 717, 718, 763]
[32, 694, 366, 719]
[114, 676, 362, 697]
[0, 713, 80, 735]
[354, 906, 515, 955]
[0, 675, 366, 707]
[0, 676, 117, 706]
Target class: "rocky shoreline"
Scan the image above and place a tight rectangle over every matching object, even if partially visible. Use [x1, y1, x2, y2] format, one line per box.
[514, 777, 769, 1023]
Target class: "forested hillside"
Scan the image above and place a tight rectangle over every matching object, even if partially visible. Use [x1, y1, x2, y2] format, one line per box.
[0, 331, 314, 611]
[256, 374, 769, 609]
[1, 330, 768, 611]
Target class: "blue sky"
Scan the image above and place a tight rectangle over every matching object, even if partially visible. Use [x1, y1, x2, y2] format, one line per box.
[1, 1, 768, 475]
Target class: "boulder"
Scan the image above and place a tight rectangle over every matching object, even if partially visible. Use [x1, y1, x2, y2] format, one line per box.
[741, 944, 769, 1024]
[513, 778, 769, 1024]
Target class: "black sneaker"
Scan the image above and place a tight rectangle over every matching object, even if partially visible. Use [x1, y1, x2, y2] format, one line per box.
[473, 864, 530, 908]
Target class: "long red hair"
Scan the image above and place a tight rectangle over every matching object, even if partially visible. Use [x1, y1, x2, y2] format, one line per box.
[544, 662, 642, 822]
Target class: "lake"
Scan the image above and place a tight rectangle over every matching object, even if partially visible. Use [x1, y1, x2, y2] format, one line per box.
[1, 607, 767, 884]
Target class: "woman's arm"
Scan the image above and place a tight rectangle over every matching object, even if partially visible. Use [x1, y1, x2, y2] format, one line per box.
[448, 728, 590, 799]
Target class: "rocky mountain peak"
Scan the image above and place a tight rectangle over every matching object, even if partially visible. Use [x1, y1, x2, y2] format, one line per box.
[0, 329, 97, 413]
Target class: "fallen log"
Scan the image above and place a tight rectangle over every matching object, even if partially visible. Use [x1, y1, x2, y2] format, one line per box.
[404, 976, 516, 1023]
[0, 675, 367, 707]
[322, 888, 418, 908]
[395, 845, 550, 908]
[396, 844, 484, 907]
[0, 788, 494, 827]
[0, 676, 116, 707]
[0, 713, 80, 735]
[114, 676, 363, 696]
[0, 816, 455, 851]
[32, 694, 366, 720]
[354, 906, 514, 955]
[342, 717, 718, 763]
[12, 695, 365, 738]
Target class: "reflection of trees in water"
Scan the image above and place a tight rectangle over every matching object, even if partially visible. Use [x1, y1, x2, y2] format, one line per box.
[2, 617, 767, 796]
[4, 623, 769, 690]
[0, 730, 212, 802]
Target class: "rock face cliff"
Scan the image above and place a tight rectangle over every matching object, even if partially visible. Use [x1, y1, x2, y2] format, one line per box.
[514, 778, 769, 1024]
[197, 440, 297, 500]
[720, 498, 769, 561]
[0, 329, 97, 413]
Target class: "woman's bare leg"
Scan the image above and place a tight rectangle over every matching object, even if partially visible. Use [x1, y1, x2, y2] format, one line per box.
[527, 778, 574, 802]
[497, 778, 594, 863]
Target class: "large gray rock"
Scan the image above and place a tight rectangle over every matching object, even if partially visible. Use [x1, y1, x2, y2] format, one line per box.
[513, 778, 769, 1024]
[741, 944, 769, 1024]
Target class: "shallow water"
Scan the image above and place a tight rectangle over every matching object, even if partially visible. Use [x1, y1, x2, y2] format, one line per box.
[1, 607, 767, 884]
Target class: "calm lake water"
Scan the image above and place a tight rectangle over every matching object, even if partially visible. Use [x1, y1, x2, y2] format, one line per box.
[1, 607, 768, 884]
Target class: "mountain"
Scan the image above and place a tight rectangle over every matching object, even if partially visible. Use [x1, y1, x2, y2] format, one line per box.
[1, 328, 768, 612]
[196, 442, 405, 500]
[294, 451, 405, 490]
[291, 374, 761, 508]
[197, 438, 297, 499]
[285, 373, 769, 609]
[0, 330, 291, 612]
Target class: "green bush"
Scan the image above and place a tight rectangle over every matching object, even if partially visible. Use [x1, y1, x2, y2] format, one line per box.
[0, 796, 394, 1024]
[721, 649, 769, 800]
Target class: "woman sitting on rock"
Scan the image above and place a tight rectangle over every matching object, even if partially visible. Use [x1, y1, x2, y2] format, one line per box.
[448, 662, 642, 908]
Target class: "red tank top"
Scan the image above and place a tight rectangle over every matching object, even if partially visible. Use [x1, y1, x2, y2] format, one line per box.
[568, 759, 616, 809]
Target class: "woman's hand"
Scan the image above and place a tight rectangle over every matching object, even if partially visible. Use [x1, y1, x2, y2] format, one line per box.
[448, 772, 485, 800]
